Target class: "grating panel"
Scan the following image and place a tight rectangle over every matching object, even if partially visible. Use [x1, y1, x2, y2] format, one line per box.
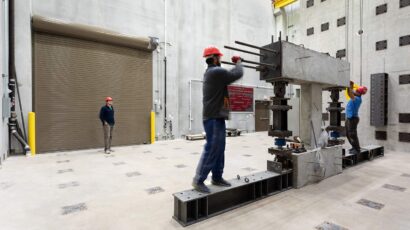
[307, 27, 314, 36]
[175, 164, 187, 168]
[61, 203, 87, 215]
[399, 35, 410, 46]
[400, 0, 410, 8]
[58, 181, 80, 189]
[382, 184, 406, 192]
[57, 169, 73, 174]
[357, 199, 384, 210]
[399, 113, 410, 123]
[307, 0, 314, 8]
[337, 17, 346, 27]
[336, 49, 346, 58]
[375, 131, 387, 140]
[321, 22, 329, 32]
[376, 40, 387, 50]
[56, 160, 70, 164]
[399, 132, 410, 142]
[0, 182, 13, 190]
[146, 186, 165, 194]
[376, 4, 388, 15]
[370, 73, 388, 126]
[316, 221, 348, 230]
[242, 167, 257, 172]
[126, 171, 141, 177]
[399, 74, 410, 84]
[156, 156, 167, 160]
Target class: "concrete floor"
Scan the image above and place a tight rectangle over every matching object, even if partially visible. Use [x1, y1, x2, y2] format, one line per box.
[0, 132, 409, 230]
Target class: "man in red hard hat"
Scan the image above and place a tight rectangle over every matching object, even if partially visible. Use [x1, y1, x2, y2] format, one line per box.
[192, 46, 244, 193]
[346, 81, 368, 154]
[99, 97, 115, 154]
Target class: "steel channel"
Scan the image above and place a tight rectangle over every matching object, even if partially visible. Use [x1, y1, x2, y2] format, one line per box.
[224, 45, 265, 57]
[221, 61, 261, 70]
[242, 59, 276, 68]
[235, 40, 278, 54]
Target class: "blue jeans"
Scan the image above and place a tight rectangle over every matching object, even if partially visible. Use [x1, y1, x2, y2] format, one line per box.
[193, 118, 226, 184]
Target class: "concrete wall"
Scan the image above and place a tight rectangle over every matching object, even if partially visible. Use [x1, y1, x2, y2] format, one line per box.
[279, 0, 410, 152]
[1, 0, 9, 164]
[14, 0, 276, 145]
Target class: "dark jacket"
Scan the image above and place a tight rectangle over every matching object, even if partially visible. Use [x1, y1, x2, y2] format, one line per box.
[202, 63, 244, 120]
[99, 105, 115, 125]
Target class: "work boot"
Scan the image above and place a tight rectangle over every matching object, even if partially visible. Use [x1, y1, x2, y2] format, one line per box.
[350, 148, 360, 155]
[192, 181, 210, 193]
[211, 178, 231, 187]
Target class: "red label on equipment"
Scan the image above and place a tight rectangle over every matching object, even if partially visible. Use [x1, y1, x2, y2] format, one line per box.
[228, 86, 254, 112]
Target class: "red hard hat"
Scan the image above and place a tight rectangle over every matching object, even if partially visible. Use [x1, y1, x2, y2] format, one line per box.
[203, 46, 223, 57]
[357, 86, 368, 95]
[105, 96, 113, 101]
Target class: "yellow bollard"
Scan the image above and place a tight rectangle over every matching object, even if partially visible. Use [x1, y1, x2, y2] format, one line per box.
[28, 112, 36, 155]
[151, 111, 155, 144]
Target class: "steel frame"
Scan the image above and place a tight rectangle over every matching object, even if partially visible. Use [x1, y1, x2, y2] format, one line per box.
[173, 170, 293, 226]
[342, 145, 384, 168]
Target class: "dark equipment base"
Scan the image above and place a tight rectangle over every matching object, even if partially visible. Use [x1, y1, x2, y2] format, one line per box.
[342, 145, 384, 168]
[226, 128, 242, 137]
[173, 170, 293, 226]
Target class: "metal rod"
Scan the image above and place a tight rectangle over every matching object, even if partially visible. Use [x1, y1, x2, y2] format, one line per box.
[224, 45, 264, 57]
[11, 130, 30, 153]
[235, 41, 277, 54]
[242, 59, 276, 68]
[221, 61, 261, 70]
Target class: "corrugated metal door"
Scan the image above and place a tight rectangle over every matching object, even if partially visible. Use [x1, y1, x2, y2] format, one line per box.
[33, 32, 152, 153]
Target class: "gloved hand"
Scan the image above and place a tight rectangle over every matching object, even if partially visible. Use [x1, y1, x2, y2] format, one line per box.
[231, 56, 242, 64]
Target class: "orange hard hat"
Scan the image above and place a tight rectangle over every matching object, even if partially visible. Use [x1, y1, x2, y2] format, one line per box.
[105, 96, 113, 101]
[203, 46, 223, 57]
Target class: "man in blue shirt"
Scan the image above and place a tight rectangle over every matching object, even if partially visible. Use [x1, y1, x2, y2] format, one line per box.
[346, 81, 367, 154]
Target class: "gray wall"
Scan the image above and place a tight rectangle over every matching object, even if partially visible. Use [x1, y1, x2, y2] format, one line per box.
[14, 0, 276, 145]
[1, 0, 9, 164]
[277, 0, 410, 152]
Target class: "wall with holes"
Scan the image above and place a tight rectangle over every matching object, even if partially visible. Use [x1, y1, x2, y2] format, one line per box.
[281, 0, 410, 152]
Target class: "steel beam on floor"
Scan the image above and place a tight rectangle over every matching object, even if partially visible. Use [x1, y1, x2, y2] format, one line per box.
[173, 170, 293, 227]
[342, 145, 384, 168]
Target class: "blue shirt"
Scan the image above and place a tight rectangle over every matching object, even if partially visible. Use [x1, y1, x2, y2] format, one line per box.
[346, 96, 362, 119]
